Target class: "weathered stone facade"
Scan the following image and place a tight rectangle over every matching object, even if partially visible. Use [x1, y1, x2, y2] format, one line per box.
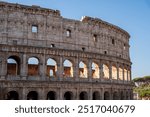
[0, 2, 133, 100]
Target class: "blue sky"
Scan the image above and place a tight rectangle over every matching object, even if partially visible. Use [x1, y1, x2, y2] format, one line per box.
[2, 0, 150, 78]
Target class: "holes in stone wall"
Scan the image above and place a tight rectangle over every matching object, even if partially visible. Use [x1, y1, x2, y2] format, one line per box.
[47, 58, 57, 77]
[63, 59, 73, 77]
[27, 91, 38, 100]
[7, 91, 19, 100]
[93, 34, 97, 42]
[112, 65, 117, 79]
[7, 56, 20, 75]
[47, 91, 57, 100]
[79, 61, 88, 78]
[79, 91, 88, 100]
[102, 64, 109, 79]
[28, 57, 39, 76]
[32, 25, 38, 33]
[66, 29, 71, 37]
[119, 67, 123, 80]
[92, 62, 99, 78]
[64, 91, 73, 100]
[93, 91, 100, 100]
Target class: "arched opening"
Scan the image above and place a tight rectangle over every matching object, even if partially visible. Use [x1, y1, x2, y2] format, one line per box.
[47, 91, 56, 100]
[63, 59, 73, 77]
[7, 91, 19, 100]
[79, 61, 88, 78]
[104, 91, 110, 100]
[124, 69, 128, 81]
[64, 91, 73, 100]
[102, 64, 109, 79]
[112, 66, 117, 79]
[119, 67, 123, 80]
[27, 91, 38, 100]
[113, 92, 118, 100]
[28, 57, 39, 76]
[47, 58, 57, 77]
[93, 91, 100, 100]
[120, 91, 124, 100]
[7, 56, 20, 75]
[66, 29, 71, 37]
[79, 91, 88, 100]
[92, 62, 99, 78]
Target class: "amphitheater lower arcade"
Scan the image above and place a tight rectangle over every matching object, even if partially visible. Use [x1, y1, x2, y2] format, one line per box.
[0, 45, 132, 100]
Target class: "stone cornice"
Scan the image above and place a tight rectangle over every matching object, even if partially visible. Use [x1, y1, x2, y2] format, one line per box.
[0, 44, 131, 66]
[0, 1, 60, 16]
[81, 16, 130, 39]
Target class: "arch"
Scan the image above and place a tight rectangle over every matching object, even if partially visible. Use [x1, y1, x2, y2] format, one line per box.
[104, 91, 110, 100]
[93, 91, 100, 100]
[28, 57, 39, 76]
[102, 64, 109, 79]
[124, 68, 128, 81]
[92, 62, 99, 78]
[47, 91, 57, 100]
[7, 91, 19, 100]
[64, 91, 73, 100]
[7, 56, 20, 75]
[79, 61, 88, 78]
[112, 65, 117, 79]
[113, 91, 118, 100]
[66, 29, 71, 37]
[119, 67, 123, 80]
[47, 58, 57, 77]
[79, 91, 88, 100]
[63, 59, 73, 77]
[27, 91, 38, 100]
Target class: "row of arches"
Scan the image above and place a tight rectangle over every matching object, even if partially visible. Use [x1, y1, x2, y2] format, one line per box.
[7, 56, 131, 80]
[6, 90, 132, 100]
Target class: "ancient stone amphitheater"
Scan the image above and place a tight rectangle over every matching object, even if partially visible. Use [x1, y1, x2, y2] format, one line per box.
[0, 2, 133, 100]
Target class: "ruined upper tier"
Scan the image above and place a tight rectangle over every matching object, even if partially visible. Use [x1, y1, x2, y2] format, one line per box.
[0, 1, 131, 60]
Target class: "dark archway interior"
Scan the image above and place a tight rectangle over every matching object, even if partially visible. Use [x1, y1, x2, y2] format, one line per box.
[104, 91, 109, 100]
[7, 91, 19, 100]
[64, 91, 73, 100]
[27, 91, 38, 100]
[47, 91, 56, 100]
[93, 91, 100, 100]
[79, 92, 88, 100]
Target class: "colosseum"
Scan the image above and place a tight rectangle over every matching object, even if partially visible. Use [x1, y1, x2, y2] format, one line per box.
[0, 1, 133, 100]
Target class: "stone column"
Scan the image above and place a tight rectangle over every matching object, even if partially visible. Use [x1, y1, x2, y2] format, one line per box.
[100, 62, 103, 79]
[88, 59, 92, 82]
[1, 58, 7, 79]
[101, 88, 104, 100]
[74, 57, 79, 81]
[40, 53, 46, 80]
[89, 88, 92, 100]
[21, 54, 27, 80]
[130, 69, 132, 81]
[109, 63, 112, 81]
[57, 56, 63, 80]
[59, 88, 63, 100]
[117, 65, 119, 81]
[123, 66, 125, 83]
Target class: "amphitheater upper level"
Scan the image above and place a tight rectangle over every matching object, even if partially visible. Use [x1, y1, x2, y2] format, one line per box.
[0, 1, 130, 61]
